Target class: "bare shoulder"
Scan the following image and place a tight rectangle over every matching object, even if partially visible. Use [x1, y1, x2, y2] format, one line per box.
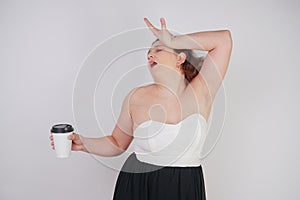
[126, 84, 154, 104]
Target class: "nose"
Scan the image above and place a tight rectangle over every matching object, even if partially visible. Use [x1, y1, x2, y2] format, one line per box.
[147, 53, 154, 60]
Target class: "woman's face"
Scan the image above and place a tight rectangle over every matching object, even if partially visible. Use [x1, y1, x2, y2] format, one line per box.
[147, 40, 178, 71]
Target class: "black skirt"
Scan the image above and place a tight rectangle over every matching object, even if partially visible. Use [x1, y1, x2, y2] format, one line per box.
[113, 152, 206, 200]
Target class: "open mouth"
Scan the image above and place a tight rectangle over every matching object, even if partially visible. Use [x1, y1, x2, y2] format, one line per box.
[149, 61, 157, 68]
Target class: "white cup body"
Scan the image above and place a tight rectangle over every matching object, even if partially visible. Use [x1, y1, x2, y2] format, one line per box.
[52, 131, 73, 158]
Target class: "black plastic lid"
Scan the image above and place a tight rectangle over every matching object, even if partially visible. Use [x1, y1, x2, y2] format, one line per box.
[51, 124, 74, 133]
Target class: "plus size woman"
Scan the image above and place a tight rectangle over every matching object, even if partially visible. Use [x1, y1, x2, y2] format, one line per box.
[50, 17, 233, 200]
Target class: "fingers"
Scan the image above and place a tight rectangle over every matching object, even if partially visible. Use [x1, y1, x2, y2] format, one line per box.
[144, 18, 159, 36]
[51, 141, 55, 150]
[68, 133, 81, 143]
[160, 18, 166, 29]
[49, 132, 54, 149]
[143, 17, 156, 30]
[68, 133, 77, 140]
[72, 144, 84, 151]
[144, 17, 167, 30]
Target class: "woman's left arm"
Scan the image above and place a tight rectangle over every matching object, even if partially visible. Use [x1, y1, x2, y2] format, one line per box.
[174, 30, 233, 103]
[170, 30, 232, 51]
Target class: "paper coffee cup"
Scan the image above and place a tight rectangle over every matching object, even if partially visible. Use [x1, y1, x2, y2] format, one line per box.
[51, 124, 74, 158]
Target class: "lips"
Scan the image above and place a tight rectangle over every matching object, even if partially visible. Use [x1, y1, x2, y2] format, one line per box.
[149, 60, 157, 68]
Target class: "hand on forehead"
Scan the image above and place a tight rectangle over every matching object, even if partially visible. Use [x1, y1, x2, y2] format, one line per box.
[148, 41, 174, 54]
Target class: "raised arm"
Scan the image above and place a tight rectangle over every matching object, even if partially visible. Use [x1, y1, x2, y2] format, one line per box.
[174, 30, 233, 102]
[144, 17, 233, 103]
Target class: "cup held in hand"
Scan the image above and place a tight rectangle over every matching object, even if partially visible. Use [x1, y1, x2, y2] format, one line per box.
[51, 124, 74, 158]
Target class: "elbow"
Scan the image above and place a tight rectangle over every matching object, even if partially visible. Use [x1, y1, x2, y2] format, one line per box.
[224, 30, 233, 47]
[220, 30, 233, 49]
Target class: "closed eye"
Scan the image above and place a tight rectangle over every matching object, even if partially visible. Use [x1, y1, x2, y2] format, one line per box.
[147, 47, 164, 59]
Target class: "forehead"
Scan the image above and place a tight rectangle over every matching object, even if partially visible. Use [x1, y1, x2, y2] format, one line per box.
[152, 40, 163, 47]
[147, 41, 171, 55]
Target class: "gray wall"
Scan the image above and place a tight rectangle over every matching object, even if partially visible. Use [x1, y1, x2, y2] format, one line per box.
[1, 0, 299, 199]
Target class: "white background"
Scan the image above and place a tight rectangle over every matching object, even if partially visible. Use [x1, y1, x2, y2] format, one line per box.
[1, 0, 299, 199]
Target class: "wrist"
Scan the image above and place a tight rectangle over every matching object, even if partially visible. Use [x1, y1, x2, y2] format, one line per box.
[79, 135, 89, 153]
[170, 35, 187, 49]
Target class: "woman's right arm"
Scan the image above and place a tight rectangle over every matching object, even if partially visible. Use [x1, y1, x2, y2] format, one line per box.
[79, 135, 129, 157]
[71, 88, 136, 157]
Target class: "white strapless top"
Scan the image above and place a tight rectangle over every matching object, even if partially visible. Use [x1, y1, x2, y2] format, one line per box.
[133, 113, 208, 167]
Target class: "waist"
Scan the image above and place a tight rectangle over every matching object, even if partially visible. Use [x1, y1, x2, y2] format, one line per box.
[135, 153, 202, 167]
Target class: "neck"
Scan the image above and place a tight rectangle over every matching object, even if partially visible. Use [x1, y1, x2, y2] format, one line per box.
[153, 69, 186, 97]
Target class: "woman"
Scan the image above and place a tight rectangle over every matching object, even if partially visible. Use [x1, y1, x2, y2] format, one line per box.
[50, 17, 233, 199]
